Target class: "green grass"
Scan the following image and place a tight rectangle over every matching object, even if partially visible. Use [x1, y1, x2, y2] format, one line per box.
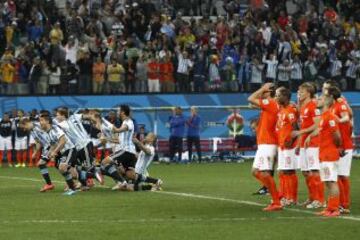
[1, 161, 360, 240]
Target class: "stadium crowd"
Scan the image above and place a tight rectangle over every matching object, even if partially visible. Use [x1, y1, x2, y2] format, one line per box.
[0, 0, 360, 95]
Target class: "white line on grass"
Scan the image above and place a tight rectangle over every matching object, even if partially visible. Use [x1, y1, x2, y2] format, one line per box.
[0, 216, 322, 225]
[1, 175, 360, 222]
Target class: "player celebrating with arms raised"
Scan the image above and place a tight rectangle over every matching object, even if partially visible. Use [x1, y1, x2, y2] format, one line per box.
[248, 83, 282, 211]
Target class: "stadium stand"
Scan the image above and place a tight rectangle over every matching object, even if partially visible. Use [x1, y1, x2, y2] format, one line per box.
[0, 0, 359, 95]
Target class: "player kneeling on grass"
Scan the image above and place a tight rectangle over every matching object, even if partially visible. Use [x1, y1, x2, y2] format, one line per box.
[19, 116, 55, 192]
[39, 114, 78, 196]
[327, 86, 353, 214]
[275, 87, 299, 207]
[247, 83, 282, 211]
[306, 93, 342, 217]
[130, 133, 163, 191]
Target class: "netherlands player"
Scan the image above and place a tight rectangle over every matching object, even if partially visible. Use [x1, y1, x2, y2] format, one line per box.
[39, 114, 78, 196]
[133, 133, 163, 191]
[306, 92, 342, 217]
[275, 87, 298, 206]
[248, 83, 282, 211]
[19, 117, 55, 192]
[327, 87, 353, 214]
[293, 82, 324, 208]
[0, 113, 13, 167]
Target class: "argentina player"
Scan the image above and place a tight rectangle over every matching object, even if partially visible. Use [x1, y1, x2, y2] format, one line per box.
[54, 107, 102, 187]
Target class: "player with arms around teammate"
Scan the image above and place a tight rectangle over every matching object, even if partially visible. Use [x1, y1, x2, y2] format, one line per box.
[275, 87, 299, 206]
[248, 83, 282, 211]
[327, 86, 353, 214]
[39, 114, 78, 196]
[132, 133, 163, 191]
[101, 105, 137, 190]
[293, 82, 324, 208]
[306, 92, 342, 217]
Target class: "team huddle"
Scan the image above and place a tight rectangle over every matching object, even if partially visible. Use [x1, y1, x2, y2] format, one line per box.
[249, 80, 353, 217]
[1, 105, 162, 195]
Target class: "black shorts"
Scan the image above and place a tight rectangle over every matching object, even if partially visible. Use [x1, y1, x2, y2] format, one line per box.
[76, 142, 95, 167]
[55, 148, 77, 168]
[109, 151, 137, 171]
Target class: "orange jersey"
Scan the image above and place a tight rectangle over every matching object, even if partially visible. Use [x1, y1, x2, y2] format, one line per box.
[276, 104, 298, 149]
[299, 100, 320, 147]
[319, 110, 340, 162]
[331, 101, 353, 150]
[257, 98, 279, 145]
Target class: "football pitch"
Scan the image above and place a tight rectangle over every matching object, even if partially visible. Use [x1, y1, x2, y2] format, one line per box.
[0, 161, 360, 240]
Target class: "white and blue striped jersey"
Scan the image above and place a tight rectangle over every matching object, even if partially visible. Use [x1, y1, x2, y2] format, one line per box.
[101, 117, 114, 140]
[47, 126, 75, 154]
[135, 144, 155, 175]
[31, 122, 50, 148]
[54, 114, 90, 150]
[118, 118, 136, 154]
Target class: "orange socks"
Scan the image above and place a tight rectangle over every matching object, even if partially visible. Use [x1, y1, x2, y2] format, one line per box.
[262, 174, 280, 205]
[339, 177, 351, 209]
[290, 173, 298, 202]
[254, 171, 280, 205]
[305, 175, 313, 201]
[327, 196, 340, 212]
[7, 151, 12, 165]
[278, 172, 285, 198]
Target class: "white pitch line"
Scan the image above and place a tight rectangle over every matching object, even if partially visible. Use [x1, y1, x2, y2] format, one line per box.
[1, 175, 360, 222]
[0, 216, 322, 225]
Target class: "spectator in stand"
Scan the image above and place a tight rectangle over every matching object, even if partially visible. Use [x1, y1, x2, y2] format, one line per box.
[169, 107, 186, 163]
[107, 58, 125, 94]
[135, 55, 148, 93]
[290, 55, 303, 91]
[28, 57, 42, 94]
[222, 57, 237, 92]
[186, 106, 202, 163]
[124, 57, 137, 93]
[92, 56, 106, 94]
[193, 48, 207, 92]
[77, 51, 93, 94]
[209, 55, 221, 91]
[263, 53, 278, 83]
[147, 55, 160, 93]
[175, 48, 193, 92]
[48, 61, 61, 94]
[249, 56, 264, 92]
[158, 55, 172, 92]
[277, 59, 292, 89]
[1, 56, 15, 94]
[38, 60, 49, 95]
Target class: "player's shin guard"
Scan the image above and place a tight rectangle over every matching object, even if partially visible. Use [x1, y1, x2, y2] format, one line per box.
[290, 173, 298, 202]
[39, 164, 52, 185]
[101, 163, 125, 183]
[76, 167, 88, 186]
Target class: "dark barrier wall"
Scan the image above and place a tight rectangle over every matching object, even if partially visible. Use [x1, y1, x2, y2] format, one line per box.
[1, 93, 359, 138]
